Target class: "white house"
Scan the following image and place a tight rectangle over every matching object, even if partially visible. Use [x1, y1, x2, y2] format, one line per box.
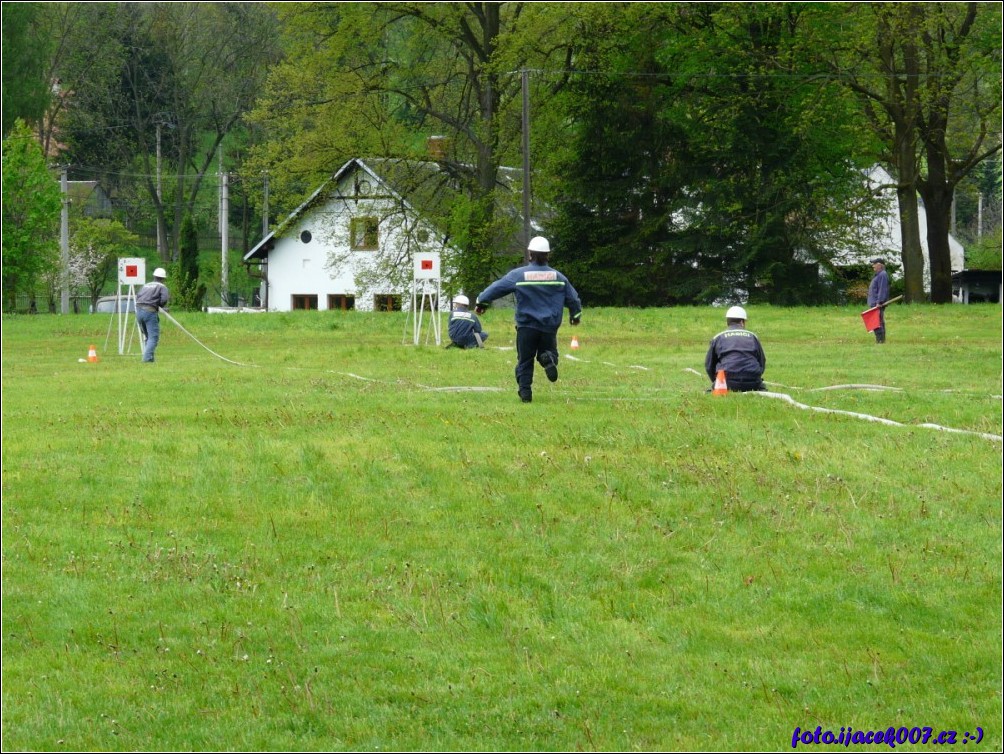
[244, 158, 466, 312]
[844, 166, 965, 290]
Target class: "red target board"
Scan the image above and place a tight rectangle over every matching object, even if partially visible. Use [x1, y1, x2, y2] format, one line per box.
[118, 257, 146, 285]
[413, 253, 440, 280]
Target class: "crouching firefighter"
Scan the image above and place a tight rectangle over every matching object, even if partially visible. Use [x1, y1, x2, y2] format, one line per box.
[448, 295, 488, 349]
[704, 306, 767, 392]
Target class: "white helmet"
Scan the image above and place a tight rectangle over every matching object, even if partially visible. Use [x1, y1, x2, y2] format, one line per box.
[452, 295, 469, 307]
[726, 305, 747, 320]
[527, 236, 551, 254]
[153, 267, 168, 279]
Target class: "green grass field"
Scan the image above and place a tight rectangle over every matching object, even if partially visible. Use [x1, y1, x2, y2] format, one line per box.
[2, 304, 1001, 751]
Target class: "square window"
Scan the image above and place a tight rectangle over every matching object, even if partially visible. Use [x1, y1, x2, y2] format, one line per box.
[292, 294, 318, 310]
[374, 294, 402, 312]
[351, 217, 379, 250]
[328, 294, 356, 311]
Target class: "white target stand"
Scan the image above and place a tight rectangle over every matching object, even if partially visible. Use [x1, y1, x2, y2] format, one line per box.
[408, 252, 442, 346]
[114, 257, 144, 355]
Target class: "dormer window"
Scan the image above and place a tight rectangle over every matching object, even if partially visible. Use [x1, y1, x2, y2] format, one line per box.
[351, 217, 379, 250]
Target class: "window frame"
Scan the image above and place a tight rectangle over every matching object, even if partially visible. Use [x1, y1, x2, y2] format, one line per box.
[327, 294, 356, 311]
[350, 216, 380, 251]
[373, 294, 402, 312]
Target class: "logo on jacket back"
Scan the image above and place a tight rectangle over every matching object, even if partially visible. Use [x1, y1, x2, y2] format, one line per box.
[524, 271, 557, 281]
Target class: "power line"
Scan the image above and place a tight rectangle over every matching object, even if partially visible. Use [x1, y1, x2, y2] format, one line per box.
[511, 67, 988, 81]
[68, 164, 258, 182]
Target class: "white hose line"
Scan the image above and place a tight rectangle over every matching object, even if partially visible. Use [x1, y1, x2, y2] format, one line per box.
[159, 308, 256, 367]
[141, 320, 1004, 442]
[685, 369, 1001, 442]
[752, 391, 1002, 442]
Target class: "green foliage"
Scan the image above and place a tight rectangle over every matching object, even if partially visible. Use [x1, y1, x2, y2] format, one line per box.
[1, 3, 52, 136]
[548, 4, 880, 307]
[172, 215, 206, 311]
[1, 120, 61, 311]
[2, 306, 1001, 750]
[449, 192, 522, 296]
[966, 229, 1003, 271]
[54, 3, 279, 261]
[68, 217, 139, 307]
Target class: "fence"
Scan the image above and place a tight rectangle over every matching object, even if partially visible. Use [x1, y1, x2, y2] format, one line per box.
[6, 292, 96, 315]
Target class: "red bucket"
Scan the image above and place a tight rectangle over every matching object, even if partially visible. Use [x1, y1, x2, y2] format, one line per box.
[861, 306, 881, 332]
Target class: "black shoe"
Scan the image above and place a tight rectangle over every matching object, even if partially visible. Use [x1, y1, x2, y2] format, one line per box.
[519, 389, 532, 403]
[541, 353, 558, 382]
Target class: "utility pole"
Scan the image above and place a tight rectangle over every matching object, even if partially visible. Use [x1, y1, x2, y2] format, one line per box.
[156, 121, 163, 259]
[60, 166, 69, 314]
[262, 171, 269, 237]
[978, 193, 983, 240]
[221, 172, 229, 306]
[217, 146, 223, 232]
[521, 69, 531, 264]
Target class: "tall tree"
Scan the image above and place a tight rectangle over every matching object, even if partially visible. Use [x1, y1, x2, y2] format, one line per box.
[1, 3, 52, 137]
[123, 3, 280, 262]
[913, 2, 1001, 302]
[817, 4, 926, 302]
[53, 3, 280, 262]
[1, 120, 61, 311]
[549, 3, 881, 306]
[819, 2, 1002, 303]
[34, 3, 126, 161]
[246, 2, 578, 295]
[173, 214, 206, 311]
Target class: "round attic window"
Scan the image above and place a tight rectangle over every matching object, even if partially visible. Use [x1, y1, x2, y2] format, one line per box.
[357, 179, 371, 196]
[300, 230, 312, 244]
[416, 229, 430, 243]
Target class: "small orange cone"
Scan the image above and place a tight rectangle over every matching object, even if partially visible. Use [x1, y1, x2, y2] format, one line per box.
[570, 335, 580, 350]
[87, 344, 99, 363]
[712, 369, 728, 396]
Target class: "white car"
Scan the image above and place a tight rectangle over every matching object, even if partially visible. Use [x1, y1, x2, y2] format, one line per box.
[92, 295, 136, 314]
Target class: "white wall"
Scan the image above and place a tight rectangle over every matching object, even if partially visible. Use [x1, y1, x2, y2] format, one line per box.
[261, 171, 453, 312]
[864, 166, 966, 289]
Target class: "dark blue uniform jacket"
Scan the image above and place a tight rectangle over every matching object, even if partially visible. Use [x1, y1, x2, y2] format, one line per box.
[449, 310, 485, 348]
[476, 262, 582, 333]
[705, 325, 766, 382]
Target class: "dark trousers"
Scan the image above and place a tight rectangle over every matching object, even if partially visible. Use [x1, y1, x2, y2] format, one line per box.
[515, 327, 558, 392]
[725, 371, 766, 392]
[874, 307, 886, 343]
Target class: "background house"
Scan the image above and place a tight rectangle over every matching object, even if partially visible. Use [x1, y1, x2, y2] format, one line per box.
[850, 166, 965, 288]
[66, 180, 113, 218]
[244, 158, 470, 312]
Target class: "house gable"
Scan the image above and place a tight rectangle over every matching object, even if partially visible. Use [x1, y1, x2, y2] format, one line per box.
[244, 159, 460, 312]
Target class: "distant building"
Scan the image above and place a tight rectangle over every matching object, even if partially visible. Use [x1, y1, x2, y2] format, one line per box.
[840, 166, 965, 291]
[66, 181, 113, 218]
[244, 157, 526, 312]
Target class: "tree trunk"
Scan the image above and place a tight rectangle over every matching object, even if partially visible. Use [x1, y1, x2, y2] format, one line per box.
[895, 135, 926, 303]
[918, 157, 956, 303]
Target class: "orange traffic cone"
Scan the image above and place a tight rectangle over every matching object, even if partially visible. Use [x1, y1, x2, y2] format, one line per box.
[712, 369, 727, 396]
[570, 335, 580, 350]
[87, 344, 99, 363]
